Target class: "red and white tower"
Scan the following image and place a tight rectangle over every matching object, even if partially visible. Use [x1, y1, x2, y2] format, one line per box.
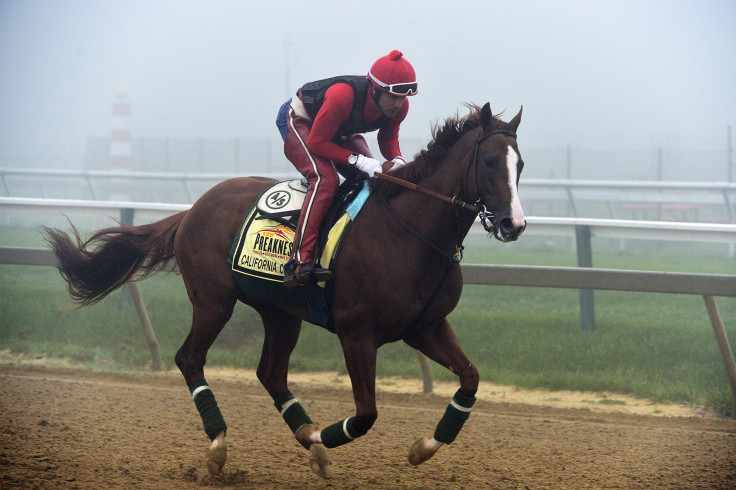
[110, 90, 132, 201]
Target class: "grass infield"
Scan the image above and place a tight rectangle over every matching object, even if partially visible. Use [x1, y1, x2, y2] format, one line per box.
[1, 228, 735, 415]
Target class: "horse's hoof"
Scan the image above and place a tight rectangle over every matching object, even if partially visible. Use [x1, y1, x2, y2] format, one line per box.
[408, 437, 439, 466]
[294, 423, 321, 450]
[206, 435, 227, 476]
[309, 443, 333, 479]
[206, 446, 227, 475]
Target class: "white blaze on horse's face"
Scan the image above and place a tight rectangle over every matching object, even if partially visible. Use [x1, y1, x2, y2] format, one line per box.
[505, 145, 526, 229]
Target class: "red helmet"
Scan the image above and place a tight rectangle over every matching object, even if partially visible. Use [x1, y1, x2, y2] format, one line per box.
[368, 50, 418, 96]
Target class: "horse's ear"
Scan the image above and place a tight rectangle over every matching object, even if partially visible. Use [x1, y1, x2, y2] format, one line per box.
[509, 106, 523, 132]
[480, 103, 493, 128]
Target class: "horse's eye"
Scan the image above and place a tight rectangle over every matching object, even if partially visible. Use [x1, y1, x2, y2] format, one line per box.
[484, 157, 498, 168]
[518, 160, 525, 173]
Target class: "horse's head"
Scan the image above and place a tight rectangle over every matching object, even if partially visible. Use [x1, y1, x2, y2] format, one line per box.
[470, 103, 526, 242]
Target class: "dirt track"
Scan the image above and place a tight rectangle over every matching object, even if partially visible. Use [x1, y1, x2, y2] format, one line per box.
[2, 364, 736, 489]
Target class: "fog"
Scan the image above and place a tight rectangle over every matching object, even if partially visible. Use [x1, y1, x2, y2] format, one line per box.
[1, 0, 735, 172]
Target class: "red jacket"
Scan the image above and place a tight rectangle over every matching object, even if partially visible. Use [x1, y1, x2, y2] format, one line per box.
[305, 82, 408, 165]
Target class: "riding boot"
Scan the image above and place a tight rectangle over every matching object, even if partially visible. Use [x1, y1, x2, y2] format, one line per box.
[283, 260, 301, 287]
[283, 260, 332, 287]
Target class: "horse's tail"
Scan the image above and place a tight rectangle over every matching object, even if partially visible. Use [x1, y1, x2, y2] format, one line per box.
[42, 210, 188, 306]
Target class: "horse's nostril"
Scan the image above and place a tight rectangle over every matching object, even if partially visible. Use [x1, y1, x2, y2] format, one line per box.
[499, 218, 515, 233]
[499, 218, 526, 236]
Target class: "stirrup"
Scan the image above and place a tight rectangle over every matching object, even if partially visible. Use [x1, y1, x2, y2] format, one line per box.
[283, 261, 332, 287]
[301, 262, 332, 283]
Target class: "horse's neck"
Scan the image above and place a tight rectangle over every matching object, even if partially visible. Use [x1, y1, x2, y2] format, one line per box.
[420, 137, 473, 199]
[396, 140, 477, 247]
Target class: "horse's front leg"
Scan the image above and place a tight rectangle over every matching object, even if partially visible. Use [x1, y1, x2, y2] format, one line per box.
[403, 318, 479, 466]
[295, 333, 379, 477]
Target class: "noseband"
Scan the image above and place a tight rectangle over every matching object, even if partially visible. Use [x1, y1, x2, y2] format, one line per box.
[463, 128, 518, 235]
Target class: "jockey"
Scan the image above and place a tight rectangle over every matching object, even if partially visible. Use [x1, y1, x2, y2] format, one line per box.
[275, 50, 418, 286]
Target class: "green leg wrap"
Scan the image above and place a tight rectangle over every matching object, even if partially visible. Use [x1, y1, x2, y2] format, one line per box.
[190, 378, 227, 441]
[274, 390, 313, 434]
[434, 389, 476, 444]
[320, 417, 365, 449]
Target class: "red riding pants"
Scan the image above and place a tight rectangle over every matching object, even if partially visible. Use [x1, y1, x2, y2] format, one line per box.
[284, 109, 372, 264]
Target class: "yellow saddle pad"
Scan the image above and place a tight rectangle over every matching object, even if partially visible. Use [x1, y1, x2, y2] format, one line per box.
[230, 181, 368, 283]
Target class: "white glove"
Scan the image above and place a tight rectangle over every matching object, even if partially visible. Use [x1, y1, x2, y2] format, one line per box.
[391, 157, 407, 170]
[354, 154, 383, 177]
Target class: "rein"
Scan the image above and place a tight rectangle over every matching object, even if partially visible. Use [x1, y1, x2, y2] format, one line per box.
[378, 194, 462, 264]
[375, 172, 480, 213]
[375, 128, 518, 237]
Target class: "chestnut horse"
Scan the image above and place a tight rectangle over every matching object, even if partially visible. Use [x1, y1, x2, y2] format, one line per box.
[43, 103, 525, 478]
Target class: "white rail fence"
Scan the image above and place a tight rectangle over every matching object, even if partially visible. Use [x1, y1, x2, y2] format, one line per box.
[521, 179, 736, 222]
[3, 196, 736, 243]
[0, 168, 293, 203]
[2, 198, 736, 412]
[2, 168, 735, 222]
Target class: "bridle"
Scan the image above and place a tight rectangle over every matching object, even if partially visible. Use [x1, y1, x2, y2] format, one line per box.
[375, 126, 518, 237]
[463, 127, 518, 235]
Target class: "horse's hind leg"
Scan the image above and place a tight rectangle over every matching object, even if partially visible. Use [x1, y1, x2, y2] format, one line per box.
[403, 318, 479, 466]
[253, 306, 311, 429]
[175, 284, 238, 476]
[254, 305, 333, 478]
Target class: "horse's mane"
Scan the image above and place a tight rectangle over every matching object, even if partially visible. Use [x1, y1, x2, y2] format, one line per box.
[370, 103, 504, 200]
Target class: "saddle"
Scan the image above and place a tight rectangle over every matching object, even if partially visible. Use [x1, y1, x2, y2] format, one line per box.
[252, 168, 367, 267]
[226, 170, 370, 330]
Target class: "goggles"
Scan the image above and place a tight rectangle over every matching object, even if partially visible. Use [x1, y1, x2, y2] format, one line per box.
[368, 72, 418, 96]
